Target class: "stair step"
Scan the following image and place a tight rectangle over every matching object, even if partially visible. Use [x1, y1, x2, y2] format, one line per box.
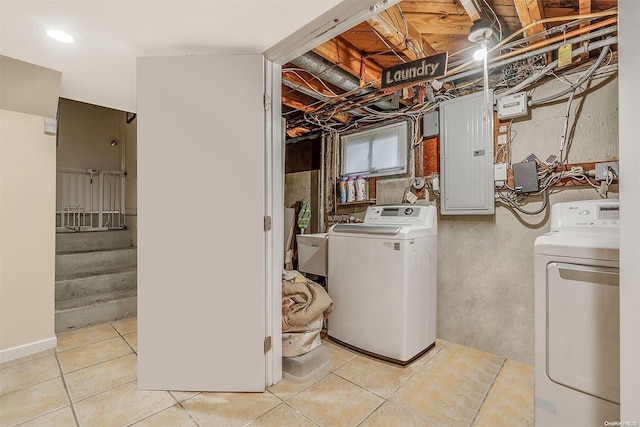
[55, 288, 136, 311]
[56, 248, 137, 279]
[56, 229, 133, 254]
[55, 291, 137, 333]
[56, 268, 136, 301]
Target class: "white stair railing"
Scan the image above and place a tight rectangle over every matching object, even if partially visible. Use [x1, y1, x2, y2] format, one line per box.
[56, 168, 126, 231]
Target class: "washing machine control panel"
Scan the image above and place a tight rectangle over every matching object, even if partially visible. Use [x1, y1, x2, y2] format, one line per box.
[363, 205, 436, 226]
[550, 200, 619, 231]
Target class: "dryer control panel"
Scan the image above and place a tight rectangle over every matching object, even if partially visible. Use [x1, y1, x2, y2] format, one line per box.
[550, 200, 620, 231]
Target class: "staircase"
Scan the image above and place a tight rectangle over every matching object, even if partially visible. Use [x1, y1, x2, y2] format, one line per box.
[55, 229, 137, 333]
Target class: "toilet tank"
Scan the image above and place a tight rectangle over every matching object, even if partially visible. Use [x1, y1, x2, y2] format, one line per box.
[296, 233, 328, 276]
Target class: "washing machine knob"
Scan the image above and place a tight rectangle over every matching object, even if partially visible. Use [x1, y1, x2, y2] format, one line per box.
[404, 208, 413, 215]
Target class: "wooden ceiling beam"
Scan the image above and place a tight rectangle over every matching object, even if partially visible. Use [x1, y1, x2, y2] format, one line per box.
[281, 85, 352, 125]
[543, 0, 615, 9]
[282, 86, 320, 113]
[513, 0, 547, 44]
[459, 0, 482, 21]
[313, 36, 384, 87]
[403, 12, 473, 35]
[366, 5, 437, 60]
[421, 36, 439, 56]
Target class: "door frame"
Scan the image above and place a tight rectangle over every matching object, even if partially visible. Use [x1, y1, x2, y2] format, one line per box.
[261, 0, 400, 385]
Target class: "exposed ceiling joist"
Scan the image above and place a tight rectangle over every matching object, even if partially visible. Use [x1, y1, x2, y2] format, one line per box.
[459, 0, 483, 21]
[281, 86, 320, 113]
[282, 0, 619, 137]
[514, 0, 547, 44]
[313, 36, 383, 87]
[405, 12, 473, 36]
[366, 5, 432, 61]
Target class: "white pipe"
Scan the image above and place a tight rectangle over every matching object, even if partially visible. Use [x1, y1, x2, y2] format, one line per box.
[442, 27, 617, 86]
[497, 37, 617, 97]
[529, 46, 611, 106]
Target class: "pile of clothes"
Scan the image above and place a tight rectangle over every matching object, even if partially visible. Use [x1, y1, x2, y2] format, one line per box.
[282, 270, 333, 357]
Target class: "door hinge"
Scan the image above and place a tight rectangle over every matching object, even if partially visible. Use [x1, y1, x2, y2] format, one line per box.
[264, 215, 272, 231]
[263, 94, 271, 111]
[264, 336, 272, 354]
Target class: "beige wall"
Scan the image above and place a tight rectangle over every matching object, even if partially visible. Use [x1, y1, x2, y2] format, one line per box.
[284, 170, 321, 235]
[0, 109, 57, 354]
[57, 98, 126, 171]
[349, 68, 618, 364]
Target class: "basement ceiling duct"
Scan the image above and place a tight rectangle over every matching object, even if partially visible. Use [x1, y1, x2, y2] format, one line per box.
[290, 51, 395, 112]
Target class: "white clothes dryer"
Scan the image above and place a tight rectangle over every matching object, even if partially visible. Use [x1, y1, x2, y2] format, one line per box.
[327, 204, 437, 365]
[534, 199, 620, 426]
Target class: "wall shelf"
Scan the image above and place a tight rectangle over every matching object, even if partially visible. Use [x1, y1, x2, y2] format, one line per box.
[337, 200, 376, 207]
[335, 177, 377, 210]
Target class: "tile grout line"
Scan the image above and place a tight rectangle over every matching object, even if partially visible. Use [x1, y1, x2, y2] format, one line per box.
[468, 357, 507, 427]
[109, 320, 138, 355]
[56, 323, 122, 354]
[282, 401, 321, 427]
[325, 340, 451, 426]
[53, 349, 81, 427]
[355, 398, 386, 426]
[127, 392, 201, 427]
[173, 399, 203, 427]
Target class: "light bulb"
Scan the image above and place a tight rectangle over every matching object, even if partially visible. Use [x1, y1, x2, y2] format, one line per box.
[46, 29, 74, 44]
[473, 46, 487, 61]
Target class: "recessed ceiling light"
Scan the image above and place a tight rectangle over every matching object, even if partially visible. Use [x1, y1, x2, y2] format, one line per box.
[46, 29, 74, 44]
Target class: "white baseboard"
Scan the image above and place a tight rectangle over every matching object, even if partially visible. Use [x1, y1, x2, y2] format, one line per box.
[0, 336, 57, 363]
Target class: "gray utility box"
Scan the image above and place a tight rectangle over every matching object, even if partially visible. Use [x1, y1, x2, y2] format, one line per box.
[513, 161, 539, 193]
[439, 91, 495, 215]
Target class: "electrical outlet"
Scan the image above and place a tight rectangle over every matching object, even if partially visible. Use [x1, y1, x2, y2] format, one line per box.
[497, 134, 508, 145]
[498, 125, 508, 133]
[595, 161, 619, 181]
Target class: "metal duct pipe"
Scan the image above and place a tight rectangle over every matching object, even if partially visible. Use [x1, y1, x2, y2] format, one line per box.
[290, 51, 395, 111]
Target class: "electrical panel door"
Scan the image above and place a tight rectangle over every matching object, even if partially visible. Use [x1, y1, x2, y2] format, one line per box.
[439, 91, 495, 215]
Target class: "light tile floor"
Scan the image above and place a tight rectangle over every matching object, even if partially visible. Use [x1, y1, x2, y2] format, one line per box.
[0, 318, 533, 426]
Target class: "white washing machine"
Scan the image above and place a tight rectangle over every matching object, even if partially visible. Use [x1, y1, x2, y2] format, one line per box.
[327, 204, 437, 365]
[534, 199, 620, 426]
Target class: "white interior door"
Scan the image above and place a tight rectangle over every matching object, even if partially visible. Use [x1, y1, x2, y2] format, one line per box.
[137, 55, 267, 391]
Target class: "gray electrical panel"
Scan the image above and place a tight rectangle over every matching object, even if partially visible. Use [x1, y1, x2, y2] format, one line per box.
[439, 91, 495, 215]
[423, 110, 439, 137]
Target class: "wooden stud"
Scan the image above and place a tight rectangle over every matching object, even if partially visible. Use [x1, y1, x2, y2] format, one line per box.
[579, 0, 592, 60]
[421, 136, 439, 177]
[513, 0, 547, 44]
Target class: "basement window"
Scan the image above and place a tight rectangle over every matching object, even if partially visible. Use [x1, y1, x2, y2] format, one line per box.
[340, 121, 408, 178]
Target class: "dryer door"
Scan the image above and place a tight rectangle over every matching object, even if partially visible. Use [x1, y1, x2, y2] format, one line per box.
[547, 262, 620, 404]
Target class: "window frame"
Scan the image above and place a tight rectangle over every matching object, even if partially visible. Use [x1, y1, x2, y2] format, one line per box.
[339, 120, 410, 179]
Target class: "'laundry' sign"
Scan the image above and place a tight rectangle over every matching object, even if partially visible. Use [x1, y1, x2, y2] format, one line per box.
[380, 52, 448, 89]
